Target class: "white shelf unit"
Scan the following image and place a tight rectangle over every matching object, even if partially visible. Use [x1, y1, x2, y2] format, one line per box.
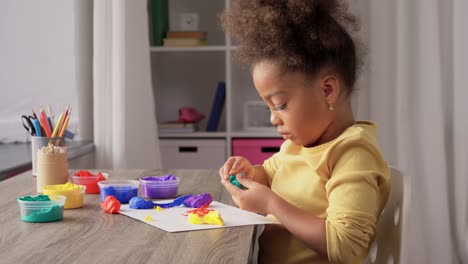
[151, 46, 228, 52]
[150, 0, 281, 169]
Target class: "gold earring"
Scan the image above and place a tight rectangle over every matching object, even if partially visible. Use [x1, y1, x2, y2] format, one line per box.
[328, 102, 334, 111]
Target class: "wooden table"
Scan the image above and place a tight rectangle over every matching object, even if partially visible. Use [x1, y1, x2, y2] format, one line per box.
[0, 169, 257, 264]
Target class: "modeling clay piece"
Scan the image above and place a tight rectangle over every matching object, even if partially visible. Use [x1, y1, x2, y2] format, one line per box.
[188, 210, 224, 226]
[18, 195, 64, 223]
[185, 204, 224, 226]
[128, 195, 189, 209]
[142, 174, 177, 181]
[73, 170, 107, 194]
[19, 194, 51, 201]
[144, 215, 153, 222]
[128, 193, 214, 210]
[140, 174, 179, 199]
[101, 195, 121, 214]
[43, 182, 85, 209]
[229, 174, 246, 189]
[154, 206, 164, 211]
[129, 197, 155, 209]
[183, 193, 213, 208]
[100, 185, 138, 204]
[153, 195, 192, 208]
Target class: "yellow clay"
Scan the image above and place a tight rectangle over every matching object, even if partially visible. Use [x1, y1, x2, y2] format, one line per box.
[144, 215, 153, 222]
[43, 182, 86, 209]
[154, 206, 164, 211]
[188, 210, 224, 226]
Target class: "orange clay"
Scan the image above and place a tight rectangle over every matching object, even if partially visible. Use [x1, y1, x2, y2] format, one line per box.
[101, 195, 121, 214]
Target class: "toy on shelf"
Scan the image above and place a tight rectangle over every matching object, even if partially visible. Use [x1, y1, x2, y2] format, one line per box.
[178, 107, 205, 123]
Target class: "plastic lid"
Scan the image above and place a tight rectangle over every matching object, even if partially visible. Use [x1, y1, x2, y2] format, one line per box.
[97, 180, 140, 188]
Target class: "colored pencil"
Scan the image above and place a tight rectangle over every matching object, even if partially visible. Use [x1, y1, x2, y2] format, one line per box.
[32, 109, 46, 136]
[58, 115, 70, 138]
[47, 104, 55, 128]
[51, 112, 64, 138]
[40, 108, 52, 137]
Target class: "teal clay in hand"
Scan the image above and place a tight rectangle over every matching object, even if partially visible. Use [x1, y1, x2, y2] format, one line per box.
[229, 174, 246, 190]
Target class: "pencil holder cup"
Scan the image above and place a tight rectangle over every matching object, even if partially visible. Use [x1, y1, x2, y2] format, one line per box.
[36, 144, 68, 193]
[31, 136, 65, 176]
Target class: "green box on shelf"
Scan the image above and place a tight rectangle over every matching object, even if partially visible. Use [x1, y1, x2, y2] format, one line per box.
[149, 0, 169, 46]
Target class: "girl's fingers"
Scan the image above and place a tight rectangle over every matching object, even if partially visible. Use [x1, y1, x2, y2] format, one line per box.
[222, 178, 242, 197]
[221, 156, 251, 181]
[220, 164, 227, 179]
[236, 173, 253, 188]
[229, 158, 247, 175]
[224, 158, 237, 176]
[220, 158, 234, 180]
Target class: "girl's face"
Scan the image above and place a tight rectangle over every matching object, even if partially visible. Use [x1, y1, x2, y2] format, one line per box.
[252, 61, 335, 147]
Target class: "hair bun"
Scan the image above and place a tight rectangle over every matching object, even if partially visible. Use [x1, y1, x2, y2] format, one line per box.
[287, 0, 358, 32]
[221, 0, 362, 92]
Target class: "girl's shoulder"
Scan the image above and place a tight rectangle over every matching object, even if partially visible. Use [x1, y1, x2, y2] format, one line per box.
[334, 120, 380, 147]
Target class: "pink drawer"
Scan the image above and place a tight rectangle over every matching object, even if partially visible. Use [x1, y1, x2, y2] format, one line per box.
[232, 139, 284, 165]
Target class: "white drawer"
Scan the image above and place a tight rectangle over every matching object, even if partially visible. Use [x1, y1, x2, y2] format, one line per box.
[160, 139, 226, 169]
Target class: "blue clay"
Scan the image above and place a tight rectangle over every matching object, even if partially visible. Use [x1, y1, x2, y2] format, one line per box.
[129, 197, 154, 209]
[100, 186, 138, 203]
[128, 194, 215, 210]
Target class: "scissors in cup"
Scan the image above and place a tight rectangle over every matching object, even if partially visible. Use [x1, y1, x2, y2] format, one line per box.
[21, 115, 37, 136]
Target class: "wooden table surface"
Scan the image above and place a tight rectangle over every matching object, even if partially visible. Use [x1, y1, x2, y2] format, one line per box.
[0, 169, 256, 264]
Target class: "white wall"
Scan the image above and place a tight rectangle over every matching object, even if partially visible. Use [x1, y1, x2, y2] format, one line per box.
[0, 0, 92, 143]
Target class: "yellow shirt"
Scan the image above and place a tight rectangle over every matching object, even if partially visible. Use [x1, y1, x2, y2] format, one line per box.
[259, 121, 390, 264]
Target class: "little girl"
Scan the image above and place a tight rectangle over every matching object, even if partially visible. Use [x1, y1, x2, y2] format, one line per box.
[219, 1, 390, 263]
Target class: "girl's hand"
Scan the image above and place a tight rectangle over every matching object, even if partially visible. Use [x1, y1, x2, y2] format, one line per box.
[218, 156, 255, 181]
[221, 174, 275, 215]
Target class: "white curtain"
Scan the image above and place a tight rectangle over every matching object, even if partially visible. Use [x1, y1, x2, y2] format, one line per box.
[0, 0, 81, 143]
[353, 0, 468, 262]
[93, 0, 161, 169]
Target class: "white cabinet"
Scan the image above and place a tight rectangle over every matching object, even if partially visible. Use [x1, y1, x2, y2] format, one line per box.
[160, 139, 226, 169]
[149, 0, 280, 169]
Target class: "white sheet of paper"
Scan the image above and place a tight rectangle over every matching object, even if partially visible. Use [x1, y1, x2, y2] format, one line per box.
[119, 201, 278, 232]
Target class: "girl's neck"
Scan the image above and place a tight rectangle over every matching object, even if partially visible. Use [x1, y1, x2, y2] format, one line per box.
[309, 101, 356, 148]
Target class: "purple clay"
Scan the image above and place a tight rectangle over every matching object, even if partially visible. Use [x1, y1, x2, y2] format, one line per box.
[162, 174, 176, 181]
[140, 174, 179, 199]
[141, 174, 177, 182]
[183, 193, 213, 208]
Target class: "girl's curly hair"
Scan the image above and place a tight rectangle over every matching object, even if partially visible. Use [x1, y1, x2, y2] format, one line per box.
[220, 0, 361, 94]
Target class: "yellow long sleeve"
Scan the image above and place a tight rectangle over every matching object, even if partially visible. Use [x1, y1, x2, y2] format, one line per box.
[260, 121, 390, 264]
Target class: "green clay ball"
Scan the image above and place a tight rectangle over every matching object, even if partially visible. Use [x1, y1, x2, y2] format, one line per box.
[229, 174, 246, 190]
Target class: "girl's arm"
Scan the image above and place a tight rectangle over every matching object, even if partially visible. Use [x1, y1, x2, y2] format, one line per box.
[224, 169, 383, 262]
[267, 193, 328, 255]
[222, 175, 327, 256]
[251, 165, 270, 187]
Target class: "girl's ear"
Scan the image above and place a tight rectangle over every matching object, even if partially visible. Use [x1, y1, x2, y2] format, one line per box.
[320, 73, 341, 104]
